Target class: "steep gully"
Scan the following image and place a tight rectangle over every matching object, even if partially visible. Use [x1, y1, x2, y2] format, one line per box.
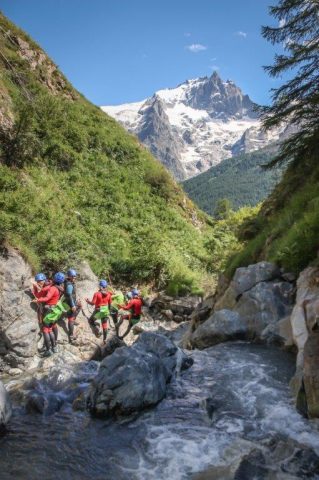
[1, 251, 319, 479]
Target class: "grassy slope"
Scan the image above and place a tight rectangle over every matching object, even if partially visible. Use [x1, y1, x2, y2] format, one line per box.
[0, 13, 213, 293]
[182, 146, 282, 215]
[225, 154, 319, 277]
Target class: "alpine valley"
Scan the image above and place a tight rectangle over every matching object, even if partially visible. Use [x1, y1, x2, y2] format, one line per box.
[102, 71, 292, 180]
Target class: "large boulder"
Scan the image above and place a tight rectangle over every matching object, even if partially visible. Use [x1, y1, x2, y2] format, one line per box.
[215, 262, 281, 311]
[185, 262, 295, 349]
[0, 247, 38, 372]
[0, 381, 12, 428]
[87, 332, 192, 418]
[289, 267, 319, 418]
[190, 310, 247, 349]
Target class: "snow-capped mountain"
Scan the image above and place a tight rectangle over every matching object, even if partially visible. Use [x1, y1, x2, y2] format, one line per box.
[101, 72, 283, 180]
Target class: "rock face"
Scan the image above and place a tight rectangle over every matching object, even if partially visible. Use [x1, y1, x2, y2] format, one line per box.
[0, 249, 103, 374]
[0, 247, 39, 371]
[184, 262, 295, 349]
[102, 72, 288, 180]
[87, 332, 193, 417]
[0, 381, 12, 428]
[289, 267, 319, 418]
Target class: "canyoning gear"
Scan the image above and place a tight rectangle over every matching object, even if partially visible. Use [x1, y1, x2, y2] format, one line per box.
[132, 289, 139, 297]
[110, 291, 125, 325]
[99, 279, 108, 288]
[122, 298, 143, 317]
[35, 273, 46, 282]
[67, 269, 77, 278]
[42, 299, 69, 325]
[42, 349, 53, 358]
[54, 272, 65, 284]
[37, 285, 61, 306]
[116, 297, 143, 338]
[87, 291, 112, 308]
[64, 280, 77, 309]
[126, 292, 133, 300]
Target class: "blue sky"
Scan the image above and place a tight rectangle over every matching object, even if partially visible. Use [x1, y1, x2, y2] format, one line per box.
[1, 0, 282, 106]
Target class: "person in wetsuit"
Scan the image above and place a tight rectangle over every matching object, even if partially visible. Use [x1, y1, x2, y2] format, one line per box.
[117, 288, 143, 339]
[86, 279, 112, 342]
[64, 269, 81, 343]
[37, 272, 65, 357]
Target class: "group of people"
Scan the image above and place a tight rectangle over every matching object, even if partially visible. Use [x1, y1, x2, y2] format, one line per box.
[31, 268, 143, 357]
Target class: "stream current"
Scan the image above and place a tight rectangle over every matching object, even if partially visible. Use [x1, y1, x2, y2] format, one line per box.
[1, 342, 319, 479]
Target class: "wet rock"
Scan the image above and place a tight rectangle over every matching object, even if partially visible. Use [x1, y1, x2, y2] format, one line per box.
[173, 314, 184, 323]
[162, 309, 174, 321]
[87, 332, 192, 418]
[0, 381, 12, 428]
[234, 449, 268, 479]
[281, 447, 319, 478]
[25, 393, 45, 414]
[92, 335, 126, 361]
[190, 309, 247, 349]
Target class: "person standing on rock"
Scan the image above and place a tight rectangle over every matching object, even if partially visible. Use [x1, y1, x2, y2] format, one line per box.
[64, 269, 81, 343]
[117, 289, 143, 339]
[109, 289, 125, 328]
[37, 272, 65, 357]
[32, 273, 50, 329]
[86, 280, 112, 343]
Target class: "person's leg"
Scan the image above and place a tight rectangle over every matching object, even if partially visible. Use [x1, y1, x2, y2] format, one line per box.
[101, 318, 108, 343]
[42, 325, 53, 356]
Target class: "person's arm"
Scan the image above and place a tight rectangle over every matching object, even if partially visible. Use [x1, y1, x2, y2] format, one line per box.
[120, 299, 134, 311]
[65, 283, 75, 308]
[37, 288, 54, 303]
[86, 292, 98, 306]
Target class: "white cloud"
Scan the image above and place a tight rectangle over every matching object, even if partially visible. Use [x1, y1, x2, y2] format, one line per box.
[235, 31, 247, 38]
[186, 43, 207, 53]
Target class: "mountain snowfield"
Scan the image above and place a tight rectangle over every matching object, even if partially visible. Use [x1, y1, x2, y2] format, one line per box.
[102, 72, 285, 180]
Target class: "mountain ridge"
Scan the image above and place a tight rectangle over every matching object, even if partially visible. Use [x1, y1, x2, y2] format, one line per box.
[102, 72, 285, 180]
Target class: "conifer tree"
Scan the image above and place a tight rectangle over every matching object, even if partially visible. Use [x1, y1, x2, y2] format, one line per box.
[262, 0, 319, 168]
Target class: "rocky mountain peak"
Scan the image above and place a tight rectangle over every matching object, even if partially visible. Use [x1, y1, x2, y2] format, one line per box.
[101, 72, 276, 180]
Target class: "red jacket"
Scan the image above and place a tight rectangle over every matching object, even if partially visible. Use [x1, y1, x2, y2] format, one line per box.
[122, 298, 142, 316]
[33, 284, 51, 299]
[37, 285, 61, 306]
[88, 291, 112, 308]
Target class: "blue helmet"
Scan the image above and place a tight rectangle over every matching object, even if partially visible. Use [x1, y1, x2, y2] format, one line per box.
[132, 288, 139, 297]
[126, 292, 133, 300]
[67, 269, 77, 278]
[54, 272, 65, 284]
[35, 273, 46, 282]
[99, 279, 108, 288]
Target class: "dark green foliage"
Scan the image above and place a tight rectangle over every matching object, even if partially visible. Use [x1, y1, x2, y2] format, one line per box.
[261, 0, 319, 168]
[214, 198, 232, 220]
[182, 147, 282, 215]
[225, 156, 319, 277]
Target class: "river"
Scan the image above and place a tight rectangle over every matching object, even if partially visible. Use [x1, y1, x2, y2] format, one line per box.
[1, 342, 319, 479]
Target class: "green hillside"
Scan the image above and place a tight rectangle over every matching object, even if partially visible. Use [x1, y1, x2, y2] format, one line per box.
[182, 147, 283, 216]
[0, 13, 213, 294]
